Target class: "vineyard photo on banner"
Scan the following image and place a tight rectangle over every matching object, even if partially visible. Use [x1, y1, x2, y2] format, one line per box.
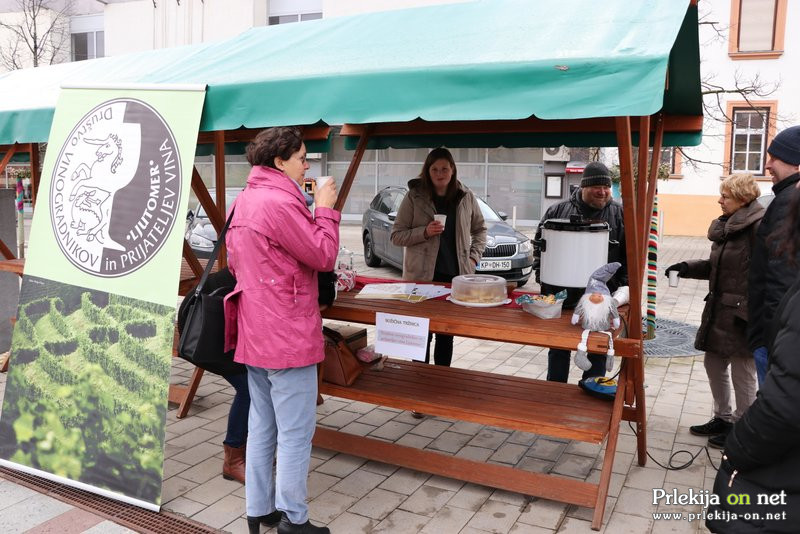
[0, 86, 206, 510]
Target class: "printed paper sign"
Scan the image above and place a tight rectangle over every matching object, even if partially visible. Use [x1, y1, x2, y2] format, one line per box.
[0, 86, 205, 511]
[375, 312, 429, 361]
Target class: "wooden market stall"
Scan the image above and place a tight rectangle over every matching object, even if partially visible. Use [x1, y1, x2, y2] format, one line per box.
[0, 0, 703, 528]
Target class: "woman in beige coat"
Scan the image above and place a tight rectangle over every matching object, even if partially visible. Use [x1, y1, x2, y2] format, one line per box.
[666, 173, 764, 449]
[391, 147, 486, 371]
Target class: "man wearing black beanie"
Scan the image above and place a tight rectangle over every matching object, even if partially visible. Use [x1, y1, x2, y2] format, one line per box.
[532, 161, 628, 383]
[748, 125, 800, 384]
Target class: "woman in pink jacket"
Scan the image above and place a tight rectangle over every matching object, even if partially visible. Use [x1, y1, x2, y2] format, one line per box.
[224, 127, 339, 534]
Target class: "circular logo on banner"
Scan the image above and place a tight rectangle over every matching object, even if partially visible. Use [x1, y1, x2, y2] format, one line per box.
[50, 98, 181, 277]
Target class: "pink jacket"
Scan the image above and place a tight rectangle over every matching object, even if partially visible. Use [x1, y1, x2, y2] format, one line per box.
[223, 166, 340, 369]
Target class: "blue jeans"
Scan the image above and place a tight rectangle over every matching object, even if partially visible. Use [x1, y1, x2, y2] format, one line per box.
[222, 372, 250, 448]
[547, 348, 606, 383]
[245, 364, 317, 524]
[753, 346, 768, 386]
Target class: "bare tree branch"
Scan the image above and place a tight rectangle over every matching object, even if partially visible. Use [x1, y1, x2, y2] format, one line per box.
[0, 0, 74, 69]
[701, 70, 780, 125]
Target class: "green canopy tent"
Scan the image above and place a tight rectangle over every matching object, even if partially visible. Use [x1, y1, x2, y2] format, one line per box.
[0, 2, 702, 526]
[0, 0, 700, 143]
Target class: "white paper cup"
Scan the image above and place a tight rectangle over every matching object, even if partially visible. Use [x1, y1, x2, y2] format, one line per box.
[314, 176, 333, 190]
[434, 214, 447, 225]
[668, 270, 679, 288]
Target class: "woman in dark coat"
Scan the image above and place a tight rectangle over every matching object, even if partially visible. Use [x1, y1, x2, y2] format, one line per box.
[706, 188, 800, 534]
[666, 174, 764, 448]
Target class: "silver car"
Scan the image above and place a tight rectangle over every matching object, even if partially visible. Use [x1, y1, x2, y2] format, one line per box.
[185, 188, 242, 258]
[362, 186, 534, 286]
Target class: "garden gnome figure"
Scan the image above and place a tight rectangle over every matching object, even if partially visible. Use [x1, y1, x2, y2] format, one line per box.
[572, 262, 622, 372]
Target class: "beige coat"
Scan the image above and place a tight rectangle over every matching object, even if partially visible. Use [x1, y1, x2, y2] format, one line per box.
[391, 179, 486, 281]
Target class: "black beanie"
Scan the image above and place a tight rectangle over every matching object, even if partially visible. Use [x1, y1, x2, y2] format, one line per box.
[767, 126, 800, 166]
[581, 161, 612, 188]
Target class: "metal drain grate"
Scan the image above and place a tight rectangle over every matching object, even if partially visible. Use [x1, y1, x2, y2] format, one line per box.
[642, 318, 702, 358]
[0, 466, 223, 534]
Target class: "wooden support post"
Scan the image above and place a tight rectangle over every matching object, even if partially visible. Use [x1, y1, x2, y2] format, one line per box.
[191, 167, 225, 233]
[214, 131, 227, 268]
[615, 116, 647, 465]
[0, 144, 17, 175]
[168, 366, 206, 419]
[29, 144, 40, 209]
[615, 117, 641, 303]
[334, 125, 373, 212]
[0, 237, 16, 261]
[632, 115, 664, 465]
[592, 360, 629, 530]
[635, 115, 650, 247]
[183, 239, 204, 279]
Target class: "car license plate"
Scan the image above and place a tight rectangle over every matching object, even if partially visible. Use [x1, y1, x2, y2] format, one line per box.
[477, 260, 511, 271]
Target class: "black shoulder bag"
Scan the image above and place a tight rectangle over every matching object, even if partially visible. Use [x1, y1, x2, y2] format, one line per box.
[177, 209, 240, 373]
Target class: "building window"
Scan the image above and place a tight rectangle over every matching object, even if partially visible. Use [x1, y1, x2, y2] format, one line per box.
[268, 0, 322, 25]
[723, 101, 777, 176]
[731, 109, 768, 173]
[72, 31, 104, 61]
[729, 0, 787, 59]
[268, 12, 321, 25]
[630, 147, 681, 176]
[654, 147, 676, 175]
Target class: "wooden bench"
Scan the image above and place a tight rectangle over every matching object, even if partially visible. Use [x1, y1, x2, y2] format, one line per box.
[318, 358, 624, 515]
[318, 289, 643, 530]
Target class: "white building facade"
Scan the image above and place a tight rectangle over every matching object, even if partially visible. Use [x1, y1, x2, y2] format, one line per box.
[0, 0, 104, 69]
[6, 0, 796, 233]
[657, 0, 797, 235]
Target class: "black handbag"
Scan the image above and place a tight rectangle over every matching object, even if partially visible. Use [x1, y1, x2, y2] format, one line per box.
[177, 209, 238, 371]
[318, 270, 337, 307]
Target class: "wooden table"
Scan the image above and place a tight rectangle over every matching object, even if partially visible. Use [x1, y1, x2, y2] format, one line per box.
[318, 290, 642, 530]
[323, 290, 637, 357]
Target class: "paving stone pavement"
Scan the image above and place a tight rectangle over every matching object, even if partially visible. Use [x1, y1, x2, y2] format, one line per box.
[0, 224, 727, 533]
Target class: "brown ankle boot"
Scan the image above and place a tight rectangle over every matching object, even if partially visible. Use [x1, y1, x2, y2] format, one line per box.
[222, 444, 245, 483]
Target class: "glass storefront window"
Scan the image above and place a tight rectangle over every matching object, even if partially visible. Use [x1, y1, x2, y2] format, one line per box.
[328, 163, 376, 216]
[488, 147, 542, 164]
[487, 165, 544, 220]
[327, 143, 547, 222]
[455, 164, 485, 199]
[378, 148, 431, 162]
[448, 147, 486, 163]
[377, 163, 419, 189]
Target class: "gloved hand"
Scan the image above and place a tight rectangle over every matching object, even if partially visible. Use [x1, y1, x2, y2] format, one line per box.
[664, 262, 687, 278]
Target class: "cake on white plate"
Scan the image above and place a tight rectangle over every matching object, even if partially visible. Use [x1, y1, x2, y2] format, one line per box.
[450, 274, 507, 304]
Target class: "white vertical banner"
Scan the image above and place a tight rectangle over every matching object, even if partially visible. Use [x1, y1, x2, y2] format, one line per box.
[0, 84, 206, 511]
[375, 312, 429, 361]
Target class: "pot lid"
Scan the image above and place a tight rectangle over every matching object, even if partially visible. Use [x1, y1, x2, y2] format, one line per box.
[542, 218, 609, 232]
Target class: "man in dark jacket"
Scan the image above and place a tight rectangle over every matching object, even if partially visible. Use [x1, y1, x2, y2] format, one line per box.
[533, 162, 628, 382]
[747, 125, 800, 384]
